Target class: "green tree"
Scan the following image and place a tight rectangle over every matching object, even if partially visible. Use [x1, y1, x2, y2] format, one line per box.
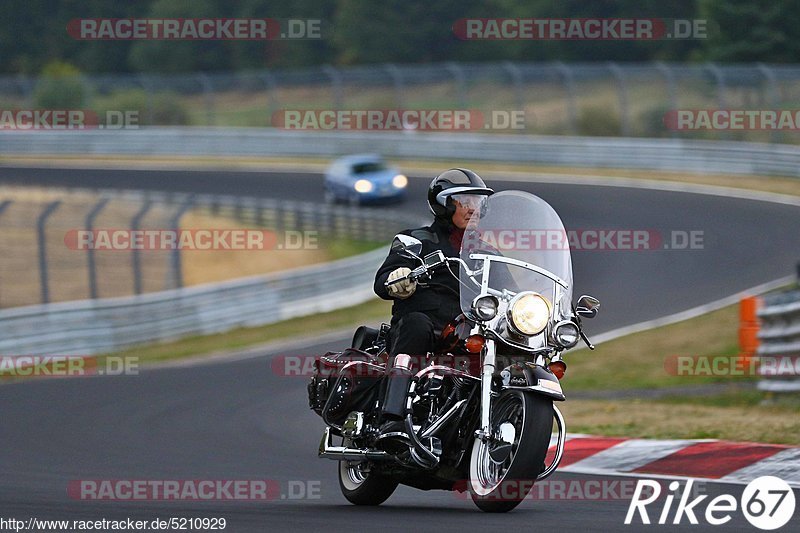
[33, 61, 85, 108]
[225, 0, 337, 68]
[483, 0, 702, 62]
[333, 0, 486, 64]
[697, 0, 800, 62]
[128, 0, 228, 72]
[0, 0, 149, 74]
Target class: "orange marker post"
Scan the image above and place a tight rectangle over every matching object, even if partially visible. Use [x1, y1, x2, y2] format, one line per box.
[738, 296, 761, 367]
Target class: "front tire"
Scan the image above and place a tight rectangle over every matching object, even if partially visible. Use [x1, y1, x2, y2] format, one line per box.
[338, 459, 398, 506]
[469, 391, 553, 513]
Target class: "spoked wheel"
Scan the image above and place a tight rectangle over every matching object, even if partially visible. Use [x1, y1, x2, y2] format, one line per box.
[338, 440, 398, 506]
[469, 391, 553, 513]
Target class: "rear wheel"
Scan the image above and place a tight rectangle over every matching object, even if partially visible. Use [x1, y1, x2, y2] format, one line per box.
[338, 454, 398, 505]
[469, 391, 553, 513]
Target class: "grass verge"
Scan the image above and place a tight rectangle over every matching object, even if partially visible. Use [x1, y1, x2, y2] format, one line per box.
[325, 238, 385, 261]
[564, 304, 749, 391]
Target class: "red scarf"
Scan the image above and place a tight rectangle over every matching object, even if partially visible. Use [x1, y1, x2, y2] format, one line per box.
[449, 226, 465, 251]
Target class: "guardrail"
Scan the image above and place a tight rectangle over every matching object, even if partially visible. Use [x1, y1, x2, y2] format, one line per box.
[3, 128, 800, 178]
[0, 247, 388, 356]
[757, 289, 800, 393]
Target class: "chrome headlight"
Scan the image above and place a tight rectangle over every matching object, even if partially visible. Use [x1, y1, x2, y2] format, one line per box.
[507, 292, 551, 336]
[354, 179, 373, 193]
[553, 320, 580, 348]
[471, 295, 499, 321]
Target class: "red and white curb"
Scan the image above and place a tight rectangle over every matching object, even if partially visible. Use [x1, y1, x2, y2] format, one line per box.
[548, 434, 800, 487]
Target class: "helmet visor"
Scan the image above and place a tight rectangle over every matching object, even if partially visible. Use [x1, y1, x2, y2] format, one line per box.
[451, 193, 488, 210]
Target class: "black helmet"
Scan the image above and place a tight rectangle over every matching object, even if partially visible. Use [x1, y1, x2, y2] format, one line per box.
[427, 168, 494, 219]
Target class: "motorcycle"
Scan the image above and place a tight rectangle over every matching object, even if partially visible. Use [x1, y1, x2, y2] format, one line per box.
[307, 190, 599, 512]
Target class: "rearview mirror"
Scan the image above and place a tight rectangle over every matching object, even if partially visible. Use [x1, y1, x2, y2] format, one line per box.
[391, 234, 423, 260]
[575, 295, 600, 319]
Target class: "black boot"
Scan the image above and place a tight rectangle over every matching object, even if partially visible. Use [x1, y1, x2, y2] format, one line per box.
[381, 371, 412, 420]
[376, 355, 414, 452]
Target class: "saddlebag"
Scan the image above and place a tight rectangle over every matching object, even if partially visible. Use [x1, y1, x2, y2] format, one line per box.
[307, 348, 384, 427]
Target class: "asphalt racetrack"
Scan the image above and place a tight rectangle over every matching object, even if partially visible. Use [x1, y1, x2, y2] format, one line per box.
[1, 166, 799, 532]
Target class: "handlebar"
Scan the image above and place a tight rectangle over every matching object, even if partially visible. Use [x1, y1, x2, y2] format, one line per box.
[383, 254, 497, 295]
[383, 252, 470, 288]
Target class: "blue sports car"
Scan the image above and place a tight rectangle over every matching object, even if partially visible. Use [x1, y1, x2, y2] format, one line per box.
[324, 154, 408, 205]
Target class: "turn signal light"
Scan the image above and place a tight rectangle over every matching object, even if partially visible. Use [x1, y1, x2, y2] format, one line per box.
[549, 360, 567, 380]
[465, 335, 485, 353]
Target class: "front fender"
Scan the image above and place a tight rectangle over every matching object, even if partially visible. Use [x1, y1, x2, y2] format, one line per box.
[500, 361, 565, 401]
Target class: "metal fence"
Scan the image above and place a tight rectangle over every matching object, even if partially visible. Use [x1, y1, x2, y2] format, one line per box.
[757, 288, 800, 393]
[2, 62, 800, 143]
[0, 185, 422, 309]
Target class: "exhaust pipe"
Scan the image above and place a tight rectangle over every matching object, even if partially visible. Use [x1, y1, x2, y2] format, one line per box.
[318, 427, 393, 461]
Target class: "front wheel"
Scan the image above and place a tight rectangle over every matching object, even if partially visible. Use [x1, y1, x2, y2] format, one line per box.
[469, 391, 553, 513]
[338, 458, 398, 506]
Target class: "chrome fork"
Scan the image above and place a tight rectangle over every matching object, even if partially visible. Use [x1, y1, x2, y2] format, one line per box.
[476, 339, 496, 441]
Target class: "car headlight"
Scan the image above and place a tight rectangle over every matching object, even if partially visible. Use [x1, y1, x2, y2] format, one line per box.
[471, 295, 499, 321]
[553, 320, 580, 348]
[392, 174, 408, 188]
[354, 179, 373, 193]
[507, 292, 551, 336]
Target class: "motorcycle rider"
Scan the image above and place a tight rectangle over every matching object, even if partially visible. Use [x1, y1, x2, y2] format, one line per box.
[373, 168, 493, 445]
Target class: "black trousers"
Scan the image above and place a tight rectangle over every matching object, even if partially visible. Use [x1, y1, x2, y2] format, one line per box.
[389, 303, 458, 357]
[382, 307, 456, 420]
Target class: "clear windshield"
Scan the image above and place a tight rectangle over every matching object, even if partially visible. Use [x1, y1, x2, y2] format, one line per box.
[459, 191, 573, 322]
[352, 162, 387, 173]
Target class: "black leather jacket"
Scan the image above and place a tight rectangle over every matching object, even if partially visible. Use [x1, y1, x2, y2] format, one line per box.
[374, 218, 463, 321]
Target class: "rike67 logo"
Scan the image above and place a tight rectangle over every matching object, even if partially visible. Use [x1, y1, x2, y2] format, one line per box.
[626, 476, 795, 530]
